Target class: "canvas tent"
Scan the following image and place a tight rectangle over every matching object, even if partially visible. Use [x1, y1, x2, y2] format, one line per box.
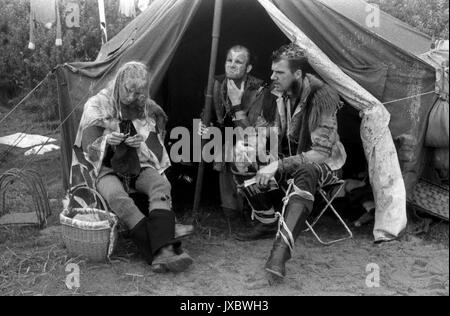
[55, 0, 437, 241]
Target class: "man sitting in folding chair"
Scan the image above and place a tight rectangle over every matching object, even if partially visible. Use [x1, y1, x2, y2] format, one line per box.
[247, 43, 348, 279]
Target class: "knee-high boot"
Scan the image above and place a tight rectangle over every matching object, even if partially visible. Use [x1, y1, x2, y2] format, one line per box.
[265, 196, 312, 278]
[129, 209, 180, 265]
[129, 218, 154, 265]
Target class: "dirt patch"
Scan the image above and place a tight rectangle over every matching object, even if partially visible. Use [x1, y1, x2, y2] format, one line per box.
[0, 212, 448, 296]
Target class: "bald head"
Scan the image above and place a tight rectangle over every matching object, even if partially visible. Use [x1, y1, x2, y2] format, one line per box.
[225, 45, 253, 80]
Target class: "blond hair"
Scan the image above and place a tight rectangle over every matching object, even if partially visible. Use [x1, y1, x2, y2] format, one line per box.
[112, 61, 150, 115]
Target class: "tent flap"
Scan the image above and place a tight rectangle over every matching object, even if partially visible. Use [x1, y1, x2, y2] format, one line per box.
[317, 0, 431, 56]
[258, 0, 407, 241]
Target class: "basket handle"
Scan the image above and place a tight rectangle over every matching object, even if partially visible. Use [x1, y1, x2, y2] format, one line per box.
[69, 184, 109, 214]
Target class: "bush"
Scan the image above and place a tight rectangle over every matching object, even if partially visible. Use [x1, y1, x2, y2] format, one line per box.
[0, 0, 132, 97]
[369, 0, 449, 39]
[0, 0, 133, 120]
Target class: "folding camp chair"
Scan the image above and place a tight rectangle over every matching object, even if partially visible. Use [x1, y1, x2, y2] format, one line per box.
[282, 178, 353, 245]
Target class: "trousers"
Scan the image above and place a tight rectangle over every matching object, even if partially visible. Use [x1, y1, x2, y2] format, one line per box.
[96, 167, 172, 229]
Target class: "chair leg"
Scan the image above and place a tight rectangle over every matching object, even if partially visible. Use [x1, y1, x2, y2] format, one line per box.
[303, 183, 353, 245]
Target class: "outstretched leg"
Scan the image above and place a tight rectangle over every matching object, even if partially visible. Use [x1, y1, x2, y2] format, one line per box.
[265, 163, 338, 278]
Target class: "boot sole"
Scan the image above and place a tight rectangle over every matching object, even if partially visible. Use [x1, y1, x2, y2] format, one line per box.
[165, 253, 194, 272]
[151, 263, 169, 273]
[174, 232, 194, 239]
[175, 224, 194, 239]
[265, 267, 285, 278]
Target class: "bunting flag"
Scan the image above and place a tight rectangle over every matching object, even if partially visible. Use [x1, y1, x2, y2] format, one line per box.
[55, 0, 62, 46]
[28, 7, 35, 50]
[137, 0, 150, 12]
[98, 0, 108, 44]
[28, 0, 58, 49]
[119, 0, 136, 17]
[30, 0, 56, 29]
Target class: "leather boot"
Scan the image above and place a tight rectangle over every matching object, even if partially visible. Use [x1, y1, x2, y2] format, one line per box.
[264, 237, 291, 278]
[130, 210, 182, 266]
[175, 223, 194, 239]
[151, 245, 193, 273]
[235, 220, 278, 241]
[265, 196, 311, 278]
[129, 218, 154, 265]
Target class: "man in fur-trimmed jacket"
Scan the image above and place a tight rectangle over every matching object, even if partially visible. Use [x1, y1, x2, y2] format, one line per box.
[238, 44, 347, 279]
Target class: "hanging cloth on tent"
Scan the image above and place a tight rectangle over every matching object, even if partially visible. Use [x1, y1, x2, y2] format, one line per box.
[137, 0, 151, 12]
[119, 0, 136, 18]
[98, 0, 108, 44]
[28, 0, 60, 50]
[30, 0, 56, 29]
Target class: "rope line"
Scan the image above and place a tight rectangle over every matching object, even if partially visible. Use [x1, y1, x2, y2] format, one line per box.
[382, 91, 435, 105]
[0, 73, 51, 126]
[16, 64, 115, 175]
[0, 125, 34, 162]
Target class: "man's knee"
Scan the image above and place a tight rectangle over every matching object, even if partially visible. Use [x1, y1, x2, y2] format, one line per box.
[290, 163, 320, 196]
[292, 163, 318, 180]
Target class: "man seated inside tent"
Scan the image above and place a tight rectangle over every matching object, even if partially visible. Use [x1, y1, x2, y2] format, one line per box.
[73, 61, 193, 273]
[199, 45, 266, 222]
[235, 43, 347, 279]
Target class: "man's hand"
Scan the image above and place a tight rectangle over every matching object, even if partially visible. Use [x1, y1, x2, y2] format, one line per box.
[106, 132, 126, 146]
[255, 160, 279, 187]
[246, 184, 262, 197]
[198, 121, 210, 136]
[227, 79, 244, 106]
[124, 134, 144, 148]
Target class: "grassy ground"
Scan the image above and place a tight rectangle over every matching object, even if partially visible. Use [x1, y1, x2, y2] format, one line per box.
[0, 104, 448, 296]
[0, 213, 448, 296]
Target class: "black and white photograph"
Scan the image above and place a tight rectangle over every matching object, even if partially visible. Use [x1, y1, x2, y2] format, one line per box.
[0, 0, 448, 300]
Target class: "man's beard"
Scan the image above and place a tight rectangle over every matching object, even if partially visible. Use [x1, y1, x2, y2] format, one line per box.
[289, 79, 302, 96]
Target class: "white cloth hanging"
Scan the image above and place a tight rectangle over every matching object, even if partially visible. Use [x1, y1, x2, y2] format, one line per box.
[29, 0, 57, 49]
[138, 0, 150, 12]
[98, 0, 108, 43]
[30, 0, 56, 29]
[119, 0, 136, 17]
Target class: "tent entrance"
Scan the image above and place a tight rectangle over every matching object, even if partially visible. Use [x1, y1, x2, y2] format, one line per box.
[156, 0, 288, 130]
[155, 0, 366, 207]
[156, 0, 290, 207]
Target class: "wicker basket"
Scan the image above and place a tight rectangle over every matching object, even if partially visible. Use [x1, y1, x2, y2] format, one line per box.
[408, 179, 449, 221]
[60, 186, 118, 262]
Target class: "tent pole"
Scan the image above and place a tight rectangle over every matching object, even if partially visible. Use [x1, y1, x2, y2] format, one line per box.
[193, 0, 223, 213]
